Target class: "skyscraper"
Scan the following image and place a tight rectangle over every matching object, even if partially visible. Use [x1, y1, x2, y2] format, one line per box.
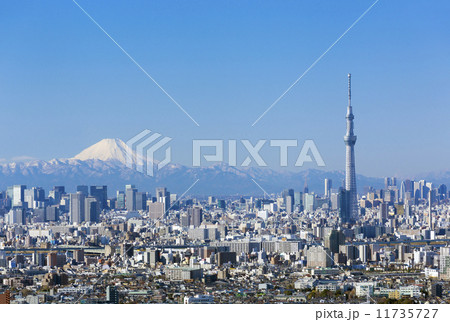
[76, 185, 89, 196]
[70, 191, 85, 224]
[90, 185, 108, 210]
[344, 74, 358, 221]
[24, 187, 45, 209]
[136, 192, 148, 211]
[156, 187, 170, 212]
[282, 189, 294, 214]
[12, 185, 26, 207]
[85, 197, 99, 223]
[125, 184, 137, 211]
[188, 207, 203, 227]
[338, 188, 351, 224]
[324, 179, 332, 198]
[49, 186, 65, 205]
[324, 229, 346, 254]
[116, 191, 126, 209]
[46, 205, 59, 222]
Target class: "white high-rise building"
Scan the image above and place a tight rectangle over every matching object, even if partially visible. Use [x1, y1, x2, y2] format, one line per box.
[12, 185, 26, 207]
[324, 179, 332, 198]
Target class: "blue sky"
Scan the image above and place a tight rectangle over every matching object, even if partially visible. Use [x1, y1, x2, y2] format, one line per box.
[0, 0, 449, 177]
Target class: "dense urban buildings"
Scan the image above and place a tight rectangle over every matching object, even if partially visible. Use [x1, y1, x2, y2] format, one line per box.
[0, 79, 449, 304]
[0, 174, 449, 304]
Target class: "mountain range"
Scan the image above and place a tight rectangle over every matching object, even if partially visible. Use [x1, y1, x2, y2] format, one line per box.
[0, 138, 447, 196]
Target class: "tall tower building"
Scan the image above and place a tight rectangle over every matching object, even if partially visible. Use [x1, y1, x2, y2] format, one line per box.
[70, 191, 85, 224]
[125, 184, 137, 211]
[188, 207, 203, 227]
[324, 179, 332, 198]
[344, 74, 358, 221]
[90, 185, 108, 210]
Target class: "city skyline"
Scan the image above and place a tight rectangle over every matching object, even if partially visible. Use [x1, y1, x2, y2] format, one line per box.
[0, 0, 449, 178]
[2, 0, 450, 311]
[1, 170, 449, 304]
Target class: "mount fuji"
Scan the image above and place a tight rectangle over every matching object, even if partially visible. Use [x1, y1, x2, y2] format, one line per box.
[74, 138, 137, 164]
[0, 138, 386, 196]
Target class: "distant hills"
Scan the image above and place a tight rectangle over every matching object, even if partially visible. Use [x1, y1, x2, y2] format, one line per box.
[0, 138, 447, 197]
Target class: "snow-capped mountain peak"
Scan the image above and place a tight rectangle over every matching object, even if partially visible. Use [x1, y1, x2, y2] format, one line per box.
[72, 138, 145, 165]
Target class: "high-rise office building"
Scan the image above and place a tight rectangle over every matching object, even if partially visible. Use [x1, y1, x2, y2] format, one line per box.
[338, 188, 351, 224]
[156, 187, 170, 212]
[76, 185, 89, 196]
[70, 192, 85, 224]
[136, 192, 147, 211]
[324, 229, 345, 254]
[282, 189, 294, 214]
[148, 202, 165, 220]
[285, 195, 294, 214]
[6, 208, 26, 225]
[24, 187, 45, 209]
[46, 205, 59, 222]
[90, 185, 108, 210]
[344, 74, 358, 221]
[438, 184, 447, 200]
[428, 190, 434, 229]
[188, 207, 203, 227]
[385, 177, 397, 190]
[54, 186, 65, 194]
[294, 192, 302, 208]
[85, 197, 99, 223]
[33, 208, 46, 223]
[304, 193, 316, 213]
[49, 186, 65, 205]
[378, 203, 388, 223]
[125, 185, 137, 211]
[324, 179, 332, 198]
[12, 185, 26, 207]
[400, 180, 413, 202]
[116, 191, 126, 209]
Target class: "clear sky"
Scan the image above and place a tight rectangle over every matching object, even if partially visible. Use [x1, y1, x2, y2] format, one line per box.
[0, 0, 449, 178]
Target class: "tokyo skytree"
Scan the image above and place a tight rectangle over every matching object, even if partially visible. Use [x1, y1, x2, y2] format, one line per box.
[344, 73, 358, 220]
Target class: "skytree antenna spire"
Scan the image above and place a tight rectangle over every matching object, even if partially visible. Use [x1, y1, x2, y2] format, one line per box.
[344, 73, 358, 222]
[348, 73, 351, 106]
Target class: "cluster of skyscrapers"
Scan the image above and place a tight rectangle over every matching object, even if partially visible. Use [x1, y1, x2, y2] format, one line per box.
[0, 184, 178, 226]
